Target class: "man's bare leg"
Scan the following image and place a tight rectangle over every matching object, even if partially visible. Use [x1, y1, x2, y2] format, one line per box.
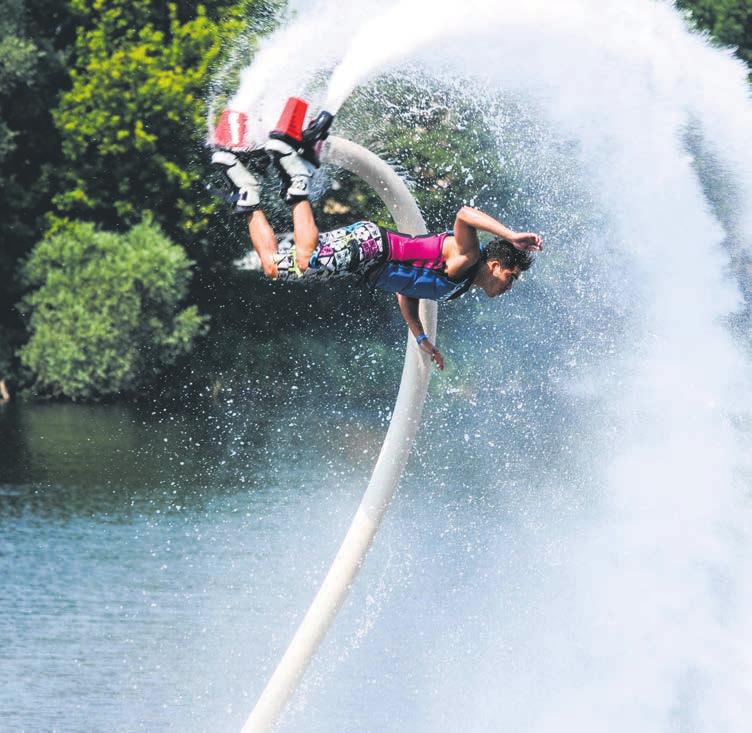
[292, 200, 319, 271]
[248, 209, 279, 278]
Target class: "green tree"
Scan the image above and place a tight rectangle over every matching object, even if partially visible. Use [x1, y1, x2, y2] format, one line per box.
[52, 0, 276, 246]
[678, 0, 752, 75]
[0, 2, 38, 161]
[19, 218, 208, 400]
[0, 0, 77, 336]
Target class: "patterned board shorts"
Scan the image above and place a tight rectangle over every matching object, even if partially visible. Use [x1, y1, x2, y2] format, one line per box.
[275, 221, 384, 283]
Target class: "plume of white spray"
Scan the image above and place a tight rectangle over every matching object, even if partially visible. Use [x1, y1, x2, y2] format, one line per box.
[227, 0, 379, 141]
[220, 1, 752, 730]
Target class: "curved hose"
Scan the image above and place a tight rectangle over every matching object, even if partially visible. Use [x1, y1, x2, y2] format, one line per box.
[241, 136, 437, 732]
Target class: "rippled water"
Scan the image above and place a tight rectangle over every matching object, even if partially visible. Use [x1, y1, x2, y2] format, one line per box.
[0, 352, 586, 733]
[0, 398, 394, 732]
[0, 304, 608, 733]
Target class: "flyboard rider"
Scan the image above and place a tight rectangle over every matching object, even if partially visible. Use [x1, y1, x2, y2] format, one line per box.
[211, 98, 543, 370]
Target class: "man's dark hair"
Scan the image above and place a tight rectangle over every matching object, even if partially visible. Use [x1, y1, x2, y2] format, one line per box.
[484, 238, 534, 271]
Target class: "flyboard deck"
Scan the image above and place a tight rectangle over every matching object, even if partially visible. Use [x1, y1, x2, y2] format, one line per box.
[209, 97, 334, 210]
[211, 97, 333, 155]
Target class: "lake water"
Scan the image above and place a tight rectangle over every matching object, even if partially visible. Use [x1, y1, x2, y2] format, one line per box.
[0, 363, 566, 733]
[3, 276, 749, 732]
[0, 396, 398, 732]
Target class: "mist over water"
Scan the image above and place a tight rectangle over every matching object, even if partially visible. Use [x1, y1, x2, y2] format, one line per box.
[219, 1, 752, 731]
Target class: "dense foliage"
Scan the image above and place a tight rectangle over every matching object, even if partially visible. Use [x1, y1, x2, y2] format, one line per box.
[19, 219, 208, 400]
[0, 0, 276, 394]
[677, 0, 752, 74]
[0, 0, 77, 358]
[0, 0, 74, 249]
[53, 0, 254, 241]
[0, 0, 750, 400]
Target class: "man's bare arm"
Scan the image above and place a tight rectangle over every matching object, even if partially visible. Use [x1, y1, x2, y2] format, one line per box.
[397, 294, 425, 338]
[453, 206, 543, 255]
[396, 294, 445, 370]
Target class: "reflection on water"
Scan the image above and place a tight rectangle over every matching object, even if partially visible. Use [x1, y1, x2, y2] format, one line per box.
[0, 350, 609, 733]
[0, 398, 390, 733]
[0, 398, 389, 519]
[0, 360, 591, 733]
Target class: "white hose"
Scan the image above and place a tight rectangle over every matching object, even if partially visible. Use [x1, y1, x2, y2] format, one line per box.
[241, 136, 437, 732]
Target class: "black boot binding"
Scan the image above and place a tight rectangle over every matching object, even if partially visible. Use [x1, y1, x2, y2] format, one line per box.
[268, 110, 335, 168]
[299, 110, 335, 166]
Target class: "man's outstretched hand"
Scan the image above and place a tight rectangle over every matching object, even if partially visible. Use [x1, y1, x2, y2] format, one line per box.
[512, 232, 543, 252]
[418, 338, 445, 370]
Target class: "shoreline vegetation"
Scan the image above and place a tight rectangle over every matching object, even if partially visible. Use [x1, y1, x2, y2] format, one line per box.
[1, 0, 750, 404]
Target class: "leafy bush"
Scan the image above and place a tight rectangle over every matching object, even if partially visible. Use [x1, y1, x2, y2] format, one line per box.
[52, 0, 276, 244]
[19, 218, 208, 400]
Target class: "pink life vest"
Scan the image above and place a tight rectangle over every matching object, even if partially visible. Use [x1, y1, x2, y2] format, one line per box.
[383, 230, 449, 269]
[375, 229, 480, 302]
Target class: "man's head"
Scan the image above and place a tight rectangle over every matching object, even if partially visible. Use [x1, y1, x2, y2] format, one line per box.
[477, 238, 534, 297]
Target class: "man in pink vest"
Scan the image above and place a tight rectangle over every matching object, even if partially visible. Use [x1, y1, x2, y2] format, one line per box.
[212, 101, 542, 370]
